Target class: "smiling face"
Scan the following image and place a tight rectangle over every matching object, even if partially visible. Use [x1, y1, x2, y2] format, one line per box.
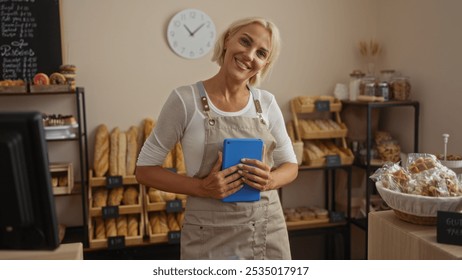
[221, 23, 272, 84]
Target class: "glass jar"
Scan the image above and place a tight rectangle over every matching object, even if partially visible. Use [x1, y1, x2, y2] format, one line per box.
[380, 69, 395, 83]
[360, 75, 377, 96]
[391, 76, 411, 100]
[349, 70, 364, 101]
[377, 82, 390, 100]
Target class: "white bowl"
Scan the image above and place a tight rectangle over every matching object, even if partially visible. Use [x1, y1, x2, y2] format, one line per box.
[376, 181, 462, 217]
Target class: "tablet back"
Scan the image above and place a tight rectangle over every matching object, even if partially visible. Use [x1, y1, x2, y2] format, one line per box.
[221, 138, 263, 202]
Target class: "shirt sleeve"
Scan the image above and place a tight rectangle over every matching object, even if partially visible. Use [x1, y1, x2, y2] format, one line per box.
[136, 89, 187, 166]
[267, 96, 298, 166]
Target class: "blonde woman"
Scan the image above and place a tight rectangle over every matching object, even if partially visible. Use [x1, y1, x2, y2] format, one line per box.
[136, 17, 298, 259]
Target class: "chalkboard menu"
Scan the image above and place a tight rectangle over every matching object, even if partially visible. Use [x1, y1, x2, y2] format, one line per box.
[0, 0, 62, 82]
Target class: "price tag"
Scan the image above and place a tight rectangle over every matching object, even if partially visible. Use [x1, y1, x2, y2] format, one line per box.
[168, 231, 181, 244]
[437, 211, 462, 245]
[329, 211, 345, 223]
[315, 100, 330, 112]
[106, 175, 123, 188]
[107, 236, 125, 249]
[326, 154, 341, 167]
[166, 199, 183, 213]
[102, 206, 119, 219]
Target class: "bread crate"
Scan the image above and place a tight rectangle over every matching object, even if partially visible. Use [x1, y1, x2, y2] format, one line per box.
[88, 213, 144, 249]
[50, 162, 73, 195]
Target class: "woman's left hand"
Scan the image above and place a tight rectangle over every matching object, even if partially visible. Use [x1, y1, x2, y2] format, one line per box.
[237, 158, 273, 191]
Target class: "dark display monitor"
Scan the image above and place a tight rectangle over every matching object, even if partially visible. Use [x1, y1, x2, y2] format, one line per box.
[0, 111, 59, 250]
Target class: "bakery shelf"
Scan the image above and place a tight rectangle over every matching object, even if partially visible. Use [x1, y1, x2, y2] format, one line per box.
[291, 96, 342, 113]
[50, 162, 74, 195]
[88, 171, 138, 187]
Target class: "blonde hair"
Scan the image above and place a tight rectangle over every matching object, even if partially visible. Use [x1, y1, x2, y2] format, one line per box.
[211, 17, 281, 86]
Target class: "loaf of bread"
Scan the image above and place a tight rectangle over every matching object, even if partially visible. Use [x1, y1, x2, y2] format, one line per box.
[92, 188, 108, 207]
[117, 131, 127, 176]
[147, 187, 163, 203]
[94, 217, 106, 239]
[107, 186, 124, 206]
[143, 118, 155, 142]
[127, 214, 139, 236]
[126, 126, 139, 175]
[176, 211, 185, 227]
[167, 213, 180, 231]
[116, 216, 128, 237]
[105, 218, 117, 237]
[109, 127, 120, 176]
[174, 142, 186, 173]
[160, 190, 176, 201]
[122, 186, 139, 205]
[93, 124, 110, 177]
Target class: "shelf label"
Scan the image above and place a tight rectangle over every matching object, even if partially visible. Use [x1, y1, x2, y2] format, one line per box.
[168, 231, 181, 244]
[166, 199, 183, 213]
[106, 175, 123, 188]
[102, 206, 119, 219]
[330, 211, 345, 223]
[326, 155, 341, 167]
[315, 100, 330, 112]
[107, 236, 125, 249]
[437, 211, 462, 245]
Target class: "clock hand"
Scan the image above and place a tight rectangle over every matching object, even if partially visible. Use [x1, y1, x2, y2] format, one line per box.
[183, 24, 194, 36]
[191, 23, 205, 36]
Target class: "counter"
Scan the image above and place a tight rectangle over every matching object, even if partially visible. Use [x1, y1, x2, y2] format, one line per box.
[368, 210, 462, 259]
[0, 242, 83, 260]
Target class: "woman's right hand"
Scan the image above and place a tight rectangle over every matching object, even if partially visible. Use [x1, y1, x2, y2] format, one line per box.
[200, 152, 244, 199]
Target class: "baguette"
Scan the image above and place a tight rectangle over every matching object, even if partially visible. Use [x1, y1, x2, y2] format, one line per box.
[117, 131, 127, 176]
[109, 127, 120, 176]
[126, 126, 139, 175]
[143, 117, 155, 142]
[93, 124, 110, 177]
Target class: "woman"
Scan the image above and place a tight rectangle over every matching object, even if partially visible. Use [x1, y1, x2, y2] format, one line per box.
[136, 17, 298, 259]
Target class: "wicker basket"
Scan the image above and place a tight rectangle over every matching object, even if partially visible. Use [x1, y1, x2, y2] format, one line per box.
[392, 209, 437, 225]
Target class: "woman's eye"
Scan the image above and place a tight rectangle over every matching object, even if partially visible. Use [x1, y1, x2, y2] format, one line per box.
[257, 50, 268, 59]
[240, 37, 251, 46]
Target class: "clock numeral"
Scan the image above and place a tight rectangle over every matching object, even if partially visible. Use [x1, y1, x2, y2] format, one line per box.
[199, 48, 204, 54]
[189, 11, 196, 19]
[181, 14, 186, 21]
[169, 30, 175, 37]
[174, 20, 181, 28]
[206, 21, 211, 28]
[180, 47, 185, 54]
[173, 41, 178, 48]
[207, 41, 211, 48]
[189, 51, 195, 57]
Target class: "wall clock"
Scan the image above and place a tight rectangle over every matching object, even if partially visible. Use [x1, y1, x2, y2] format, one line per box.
[167, 8, 216, 59]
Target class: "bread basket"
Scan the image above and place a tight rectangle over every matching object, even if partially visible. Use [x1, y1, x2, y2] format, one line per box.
[376, 181, 462, 225]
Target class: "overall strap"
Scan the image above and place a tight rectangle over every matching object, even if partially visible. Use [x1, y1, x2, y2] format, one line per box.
[196, 81, 266, 125]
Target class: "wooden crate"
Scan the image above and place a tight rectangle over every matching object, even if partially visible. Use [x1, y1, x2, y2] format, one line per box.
[0, 85, 27, 94]
[88, 213, 144, 249]
[88, 184, 143, 217]
[50, 162, 73, 195]
[292, 96, 342, 113]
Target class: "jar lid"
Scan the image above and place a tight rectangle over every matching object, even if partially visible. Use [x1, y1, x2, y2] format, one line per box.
[380, 69, 395, 74]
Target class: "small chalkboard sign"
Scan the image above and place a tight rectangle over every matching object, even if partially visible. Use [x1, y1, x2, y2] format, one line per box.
[329, 211, 345, 223]
[166, 199, 183, 213]
[0, 0, 62, 81]
[106, 175, 123, 188]
[102, 206, 119, 219]
[107, 236, 125, 249]
[437, 211, 462, 246]
[326, 154, 341, 167]
[315, 100, 330, 112]
[168, 231, 181, 244]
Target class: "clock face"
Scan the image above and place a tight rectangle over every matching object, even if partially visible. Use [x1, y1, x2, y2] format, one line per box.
[167, 9, 216, 59]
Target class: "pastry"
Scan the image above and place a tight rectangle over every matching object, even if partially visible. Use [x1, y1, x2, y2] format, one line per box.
[408, 157, 437, 173]
[94, 217, 106, 239]
[167, 213, 180, 231]
[58, 176, 68, 187]
[109, 127, 120, 176]
[49, 72, 67, 85]
[33, 73, 50, 85]
[148, 187, 163, 203]
[105, 218, 117, 237]
[93, 124, 110, 177]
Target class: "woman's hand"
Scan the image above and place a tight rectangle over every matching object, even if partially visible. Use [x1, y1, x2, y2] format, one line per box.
[237, 158, 273, 191]
[200, 152, 244, 199]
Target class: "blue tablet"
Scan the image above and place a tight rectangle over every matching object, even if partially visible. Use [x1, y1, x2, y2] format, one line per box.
[221, 138, 263, 202]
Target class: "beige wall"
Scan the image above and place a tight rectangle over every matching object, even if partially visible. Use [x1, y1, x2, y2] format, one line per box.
[2, 1, 461, 230]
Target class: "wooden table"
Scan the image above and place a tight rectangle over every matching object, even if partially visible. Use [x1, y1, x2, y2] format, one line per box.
[368, 211, 462, 259]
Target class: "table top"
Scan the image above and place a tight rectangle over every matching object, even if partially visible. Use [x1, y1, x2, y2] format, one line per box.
[0, 242, 83, 260]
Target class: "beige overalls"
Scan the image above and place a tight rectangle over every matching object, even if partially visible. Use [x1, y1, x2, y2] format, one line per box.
[180, 81, 291, 260]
